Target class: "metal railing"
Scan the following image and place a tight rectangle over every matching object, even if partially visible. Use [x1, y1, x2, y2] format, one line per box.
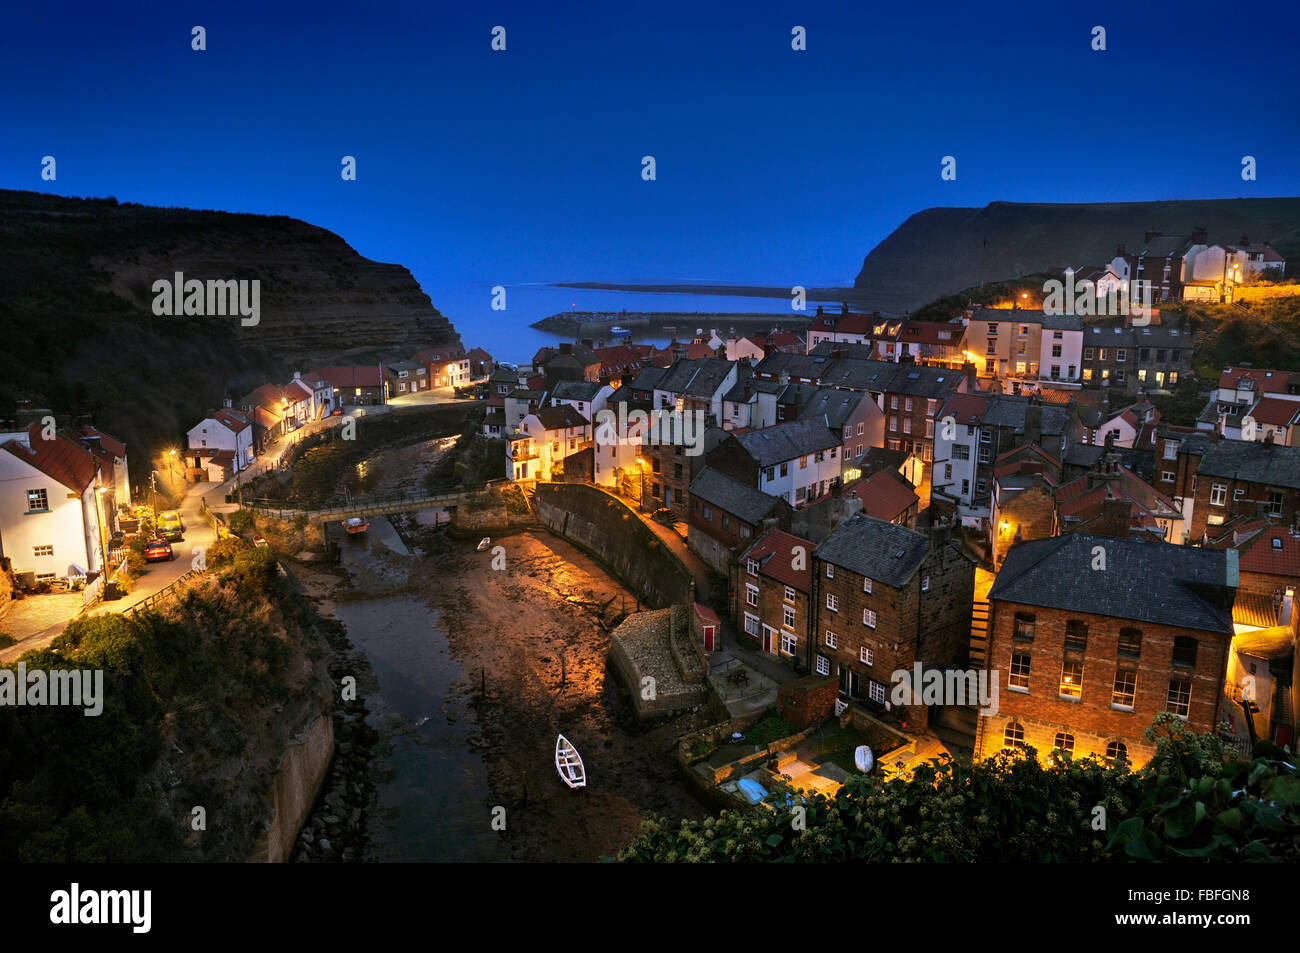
[123, 569, 203, 617]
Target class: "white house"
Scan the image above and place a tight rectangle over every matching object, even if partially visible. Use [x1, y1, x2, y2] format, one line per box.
[549, 380, 615, 422]
[0, 425, 108, 581]
[724, 335, 766, 364]
[721, 419, 843, 505]
[1037, 313, 1084, 386]
[932, 392, 990, 526]
[186, 407, 254, 478]
[506, 405, 593, 483]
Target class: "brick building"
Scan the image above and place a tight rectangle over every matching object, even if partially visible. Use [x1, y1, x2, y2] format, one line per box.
[735, 530, 816, 670]
[811, 515, 976, 729]
[687, 467, 792, 573]
[974, 534, 1238, 767]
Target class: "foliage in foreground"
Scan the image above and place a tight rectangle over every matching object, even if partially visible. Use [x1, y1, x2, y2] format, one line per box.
[617, 715, 1300, 862]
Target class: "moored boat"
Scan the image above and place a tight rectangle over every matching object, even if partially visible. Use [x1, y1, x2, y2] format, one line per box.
[342, 517, 370, 534]
[555, 734, 586, 788]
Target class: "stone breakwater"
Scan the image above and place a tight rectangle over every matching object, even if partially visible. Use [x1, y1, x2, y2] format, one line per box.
[290, 611, 378, 863]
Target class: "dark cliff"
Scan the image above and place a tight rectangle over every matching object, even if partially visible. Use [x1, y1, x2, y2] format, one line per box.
[854, 198, 1300, 312]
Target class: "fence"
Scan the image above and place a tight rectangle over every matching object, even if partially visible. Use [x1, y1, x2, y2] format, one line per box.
[82, 573, 104, 609]
[123, 569, 203, 618]
[244, 485, 468, 519]
[198, 499, 231, 538]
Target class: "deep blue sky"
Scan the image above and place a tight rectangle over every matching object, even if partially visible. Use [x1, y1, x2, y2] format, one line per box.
[3, 0, 1297, 339]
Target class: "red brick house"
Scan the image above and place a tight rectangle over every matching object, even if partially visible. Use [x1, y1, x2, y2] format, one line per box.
[974, 534, 1238, 767]
[812, 515, 976, 729]
[735, 529, 816, 670]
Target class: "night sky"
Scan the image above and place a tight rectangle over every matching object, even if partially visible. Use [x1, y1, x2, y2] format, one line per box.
[4, 0, 1297, 329]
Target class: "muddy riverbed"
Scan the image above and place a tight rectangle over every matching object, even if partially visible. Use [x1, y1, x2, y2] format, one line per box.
[301, 515, 709, 862]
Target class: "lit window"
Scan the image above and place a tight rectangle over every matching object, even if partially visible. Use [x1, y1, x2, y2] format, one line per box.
[1003, 723, 1025, 750]
[1112, 670, 1137, 708]
[1105, 741, 1128, 767]
[1059, 660, 1083, 699]
[1053, 733, 1075, 756]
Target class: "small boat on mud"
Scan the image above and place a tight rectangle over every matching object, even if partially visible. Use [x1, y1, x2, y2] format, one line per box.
[609, 326, 631, 335]
[477, 537, 491, 551]
[342, 517, 370, 535]
[555, 734, 586, 788]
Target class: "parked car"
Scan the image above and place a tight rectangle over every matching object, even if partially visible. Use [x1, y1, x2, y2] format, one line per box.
[651, 508, 676, 525]
[158, 510, 184, 541]
[144, 539, 175, 562]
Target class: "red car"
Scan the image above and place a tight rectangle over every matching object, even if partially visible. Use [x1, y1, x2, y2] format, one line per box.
[143, 539, 174, 562]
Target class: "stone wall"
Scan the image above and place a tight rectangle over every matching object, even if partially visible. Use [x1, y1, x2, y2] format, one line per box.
[777, 675, 839, 728]
[534, 483, 693, 608]
[248, 712, 335, 863]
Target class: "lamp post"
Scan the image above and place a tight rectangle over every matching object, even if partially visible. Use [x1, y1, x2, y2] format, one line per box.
[167, 448, 178, 486]
[95, 482, 111, 575]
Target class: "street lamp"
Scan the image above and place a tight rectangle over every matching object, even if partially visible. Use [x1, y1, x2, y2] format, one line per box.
[167, 448, 178, 486]
[95, 483, 111, 575]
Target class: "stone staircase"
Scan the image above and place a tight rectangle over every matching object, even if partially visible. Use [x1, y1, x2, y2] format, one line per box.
[968, 599, 990, 668]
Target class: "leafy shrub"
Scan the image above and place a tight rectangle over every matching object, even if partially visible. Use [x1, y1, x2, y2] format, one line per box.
[206, 535, 252, 569]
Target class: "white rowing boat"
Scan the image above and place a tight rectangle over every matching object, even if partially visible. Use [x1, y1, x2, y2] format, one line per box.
[555, 734, 586, 788]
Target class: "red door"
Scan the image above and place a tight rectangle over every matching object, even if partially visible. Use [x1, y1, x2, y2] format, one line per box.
[702, 625, 716, 652]
[762, 627, 772, 654]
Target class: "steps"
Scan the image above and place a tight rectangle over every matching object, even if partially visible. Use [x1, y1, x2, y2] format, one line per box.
[968, 599, 989, 668]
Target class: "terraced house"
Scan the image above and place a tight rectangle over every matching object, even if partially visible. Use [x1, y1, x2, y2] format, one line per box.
[976, 535, 1237, 768]
[735, 529, 815, 669]
[811, 515, 975, 729]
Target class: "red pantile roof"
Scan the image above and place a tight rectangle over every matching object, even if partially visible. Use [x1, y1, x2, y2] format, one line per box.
[1248, 396, 1300, 428]
[1238, 525, 1300, 578]
[312, 366, 384, 388]
[742, 530, 814, 593]
[1218, 367, 1297, 393]
[212, 409, 251, 433]
[844, 469, 919, 523]
[4, 424, 98, 492]
[80, 424, 127, 458]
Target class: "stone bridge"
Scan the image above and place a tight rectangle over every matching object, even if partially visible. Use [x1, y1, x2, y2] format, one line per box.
[243, 487, 481, 522]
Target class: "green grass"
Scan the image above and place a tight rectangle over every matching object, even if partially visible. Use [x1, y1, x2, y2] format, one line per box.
[744, 712, 799, 747]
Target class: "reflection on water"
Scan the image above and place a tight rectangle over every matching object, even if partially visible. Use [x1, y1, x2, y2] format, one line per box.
[331, 546, 507, 862]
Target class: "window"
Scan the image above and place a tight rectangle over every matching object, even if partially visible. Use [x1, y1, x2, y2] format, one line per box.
[863, 577, 872, 594]
[1167, 678, 1191, 718]
[904, 398, 913, 412]
[1115, 369, 1125, 383]
[816, 655, 830, 675]
[985, 359, 996, 375]
[826, 564, 834, 579]
[1053, 733, 1075, 755]
[1003, 723, 1026, 750]
[26, 488, 49, 512]
[744, 613, 759, 636]
[902, 418, 912, 434]
[780, 632, 796, 655]
[1015, 361, 1027, 374]
[721, 514, 730, 530]
[1098, 349, 1108, 361]
[863, 609, 877, 628]
[1112, 670, 1137, 708]
[1161, 471, 1174, 482]
[987, 323, 998, 334]
[978, 446, 991, 464]
[1118, 628, 1142, 658]
[1059, 660, 1083, 699]
[33, 545, 54, 557]
[953, 445, 970, 460]
[783, 605, 796, 629]
[824, 630, 838, 649]
[1116, 349, 1126, 362]
[826, 593, 839, 612]
[943, 463, 952, 480]
[1209, 484, 1226, 507]
[1009, 652, 1031, 690]
[921, 576, 930, 591]
[1082, 368, 1093, 382]
[1269, 491, 1284, 517]
[889, 415, 898, 432]
[780, 462, 788, 477]
[961, 478, 969, 495]
[889, 395, 899, 410]
[1083, 348, 1094, 360]
[868, 680, 886, 704]
[1169, 371, 1179, 386]
[986, 339, 997, 355]
[979, 429, 992, 444]
[763, 466, 775, 482]
[860, 646, 874, 666]
[783, 585, 796, 604]
[1163, 439, 1179, 460]
[856, 422, 864, 436]
[799, 455, 808, 470]
[1172, 636, 1197, 669]
[1138, 369, 1147, 382]
[745, 585, 758, 607]
[1013, 612, 1035, 641]
[747, 558, 760, 576]
[702, 504, 712, 520]
[1064, 620, 1088, 652]
[1104, 741, 1128, 766]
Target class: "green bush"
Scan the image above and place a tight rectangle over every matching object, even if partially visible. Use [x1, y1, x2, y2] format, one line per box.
[616, 713, 1300, 862]
[206, 535, 252, 569]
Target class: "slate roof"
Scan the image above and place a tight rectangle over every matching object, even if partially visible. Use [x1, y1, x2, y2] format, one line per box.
[630, 365, 670, 392]
[740, 529, 814, 592]
[886, 364, 960, 399]
[1196, 439, 1300, 490]
[385, 360, 425, 374]
[689, 468, 782, 526]
[980, 395, 1072, 436]
[990, 534, 1235, 634]
[753, 351, 832, 381]
[1084, 325, 1137, 347]
[654, 358, 735, 399]
[534, 405, 590, 431]
[812, 513, 931, 588]
[798, 388, 868, 431]
[818, 358, 896, 392]
[808, 340, 878, 361]
[723, 377, 785, 403]
[551, 380, 605, 402]
[730, 419, 840, 466]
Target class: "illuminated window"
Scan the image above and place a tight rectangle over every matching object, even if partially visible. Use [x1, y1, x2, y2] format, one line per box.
[1003, 723, 1025, 750]
[1059, 660, 1083, 699]
[1013, 612, 1035, 640]
[1105, 741, 1128, 766]
[1053, 733, 1075, 755]
[1112, 670, 1137, 708]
